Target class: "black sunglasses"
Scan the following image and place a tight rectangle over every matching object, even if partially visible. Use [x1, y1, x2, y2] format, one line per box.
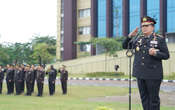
[141, 25, 150, 27]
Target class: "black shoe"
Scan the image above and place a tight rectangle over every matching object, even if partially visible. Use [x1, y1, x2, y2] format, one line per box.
[37, 94, 42, 97]
[7, 93, 12, 95]
[16, 93, 20, 95]
[25, 93, 31, 96]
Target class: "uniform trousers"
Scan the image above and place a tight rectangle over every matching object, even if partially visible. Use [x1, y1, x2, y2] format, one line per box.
[37, 81, 43, 96]
[26, 81, 33, 95]
[0, 81, 3, 94]
[6, 80, 14, 94]
[61, 80, 67, 94]
[15, 80, 21, 94]
[49, 81, 55, 95]
[137, 78, 162, 110]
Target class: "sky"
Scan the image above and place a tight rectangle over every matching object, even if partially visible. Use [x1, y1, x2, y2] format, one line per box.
[0, 0, 57, 43]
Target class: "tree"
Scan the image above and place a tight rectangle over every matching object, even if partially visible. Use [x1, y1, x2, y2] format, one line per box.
[31, 43, 55, 66]
[90, 37, 124, 71]
[31, 36, 56, 46]
[0, 44, 10, 66]
[0, 35, 56, 66]
[31, 36, 56, 55]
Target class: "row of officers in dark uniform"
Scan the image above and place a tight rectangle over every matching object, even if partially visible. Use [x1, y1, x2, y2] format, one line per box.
[0, 64, 68, 96]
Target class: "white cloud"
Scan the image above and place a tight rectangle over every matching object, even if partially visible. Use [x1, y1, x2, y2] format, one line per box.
[0, 0, 57, 43]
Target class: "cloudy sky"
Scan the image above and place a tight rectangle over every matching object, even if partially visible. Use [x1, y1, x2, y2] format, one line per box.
[0, 0, 57, 43]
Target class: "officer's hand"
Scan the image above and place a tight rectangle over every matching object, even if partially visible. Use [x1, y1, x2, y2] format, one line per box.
[149, 48, 157, 56]
[128, 27, 139, 37]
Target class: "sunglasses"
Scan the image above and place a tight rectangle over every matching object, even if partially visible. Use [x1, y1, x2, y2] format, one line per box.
[141, 25, 150, 27]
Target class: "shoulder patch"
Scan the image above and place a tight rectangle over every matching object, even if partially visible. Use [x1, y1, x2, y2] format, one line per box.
[139, 35, 144, 37]
[155, 34, 164, 38]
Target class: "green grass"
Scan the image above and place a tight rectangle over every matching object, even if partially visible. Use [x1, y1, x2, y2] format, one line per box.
[0, 84, 174, 110]
[164, 72, 175, 80]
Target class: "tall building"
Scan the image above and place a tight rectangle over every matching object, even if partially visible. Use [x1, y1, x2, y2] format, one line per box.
[57, 0, 175, 61]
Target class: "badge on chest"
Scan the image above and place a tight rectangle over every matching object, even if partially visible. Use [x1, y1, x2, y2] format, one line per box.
[150, 40, 158, 48]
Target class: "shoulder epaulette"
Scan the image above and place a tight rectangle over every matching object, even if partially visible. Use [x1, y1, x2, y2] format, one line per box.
[139, 35, 144, 38]
[154, 33, 164, 38]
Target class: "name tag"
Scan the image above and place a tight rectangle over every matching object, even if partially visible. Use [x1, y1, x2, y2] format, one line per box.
[150, 40, 158, 44]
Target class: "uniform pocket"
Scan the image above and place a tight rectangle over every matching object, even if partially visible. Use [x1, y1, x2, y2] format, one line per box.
[148, 65, 157, 69]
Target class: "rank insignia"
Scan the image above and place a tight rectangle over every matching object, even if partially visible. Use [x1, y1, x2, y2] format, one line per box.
[136, 46, 140, 51]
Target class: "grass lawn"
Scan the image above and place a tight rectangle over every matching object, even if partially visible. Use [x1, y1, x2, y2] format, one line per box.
[0, 84, 174, 110]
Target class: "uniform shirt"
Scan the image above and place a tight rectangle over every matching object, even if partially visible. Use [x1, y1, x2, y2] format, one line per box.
[36, 70, 45, 82]
[6, 69, 15, 81]
[25, 69, 35, 82]
[47, 68, 57, 81]
[0, 69, 5, 82]
[123, 33, 169, 79]
[14, 69, 23, 81]
[58, 69, 68, 81]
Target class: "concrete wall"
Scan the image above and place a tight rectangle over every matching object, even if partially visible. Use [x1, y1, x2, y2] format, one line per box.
[56, 0, 61, 60]
[50, 43, 175, 76]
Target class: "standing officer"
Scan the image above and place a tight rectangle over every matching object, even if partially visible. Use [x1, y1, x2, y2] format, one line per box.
[6, 64, 15, 95]
[25, 65, 35, 96]
[14, 65, 23, 95]
[46, 65, 57, 96]
[31, 65, 36, 93]
[0, 66, 5, 94]
[123, 16, 169, 110]
[58, 65, 68, 95]
[36, 66, 45, 97]
[20, 64, 25, 93]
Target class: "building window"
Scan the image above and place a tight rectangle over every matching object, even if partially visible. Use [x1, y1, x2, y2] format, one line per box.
[129, 0, 140, 33]
[80, 44, 90, 52]
[78, 26, 90, 35]
[113, 0, 122, 37]
[147, 0, 160, 32]
[167, 0, 175, 32]
[79, 8, 90, 18]
[98, 0, 106, 37]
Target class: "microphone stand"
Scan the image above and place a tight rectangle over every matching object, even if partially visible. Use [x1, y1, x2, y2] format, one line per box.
[126, 42, 134, 110]
[126, 31, 140, 110]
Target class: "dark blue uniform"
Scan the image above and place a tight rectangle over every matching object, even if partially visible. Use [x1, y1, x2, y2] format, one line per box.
[0, 68, 5, 94]
[6, 68, 15, 94]
[25, 69, 35, 96]
[58, 69, 68, 95]
[47, 68, 57, 95]
[14, 69, 23, 95]
[36, 69, 45, 96]
[123, 33, 169, 110]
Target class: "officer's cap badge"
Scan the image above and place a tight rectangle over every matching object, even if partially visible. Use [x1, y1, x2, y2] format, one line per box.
[143, 17, 147, 22]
